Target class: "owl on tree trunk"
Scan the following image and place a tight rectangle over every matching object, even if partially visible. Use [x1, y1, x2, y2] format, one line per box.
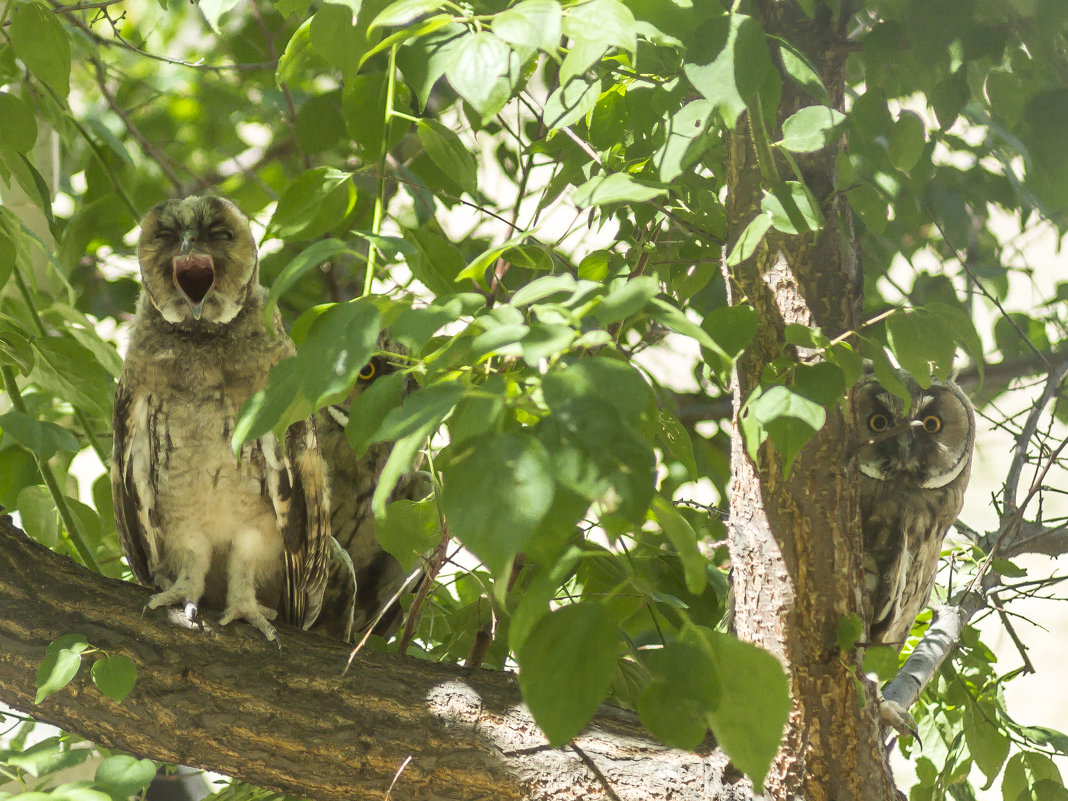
[852, 370, 976, 649]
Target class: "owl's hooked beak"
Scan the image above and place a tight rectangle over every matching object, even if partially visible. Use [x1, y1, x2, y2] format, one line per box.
[173, 234, 215, 320]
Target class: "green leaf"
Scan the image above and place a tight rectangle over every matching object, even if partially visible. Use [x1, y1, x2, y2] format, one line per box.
[0, 93, 37, 153]
[656, 99, 715, 183]
[295, 299, 382, 408]
[310, 3, 362, 77]
[47, 634, 91, 656]
[542, 75, 600, 130]
[405, 228, 467, 296]
[520, 322, 576, 365]
[36, 648, 83, 704]
[537, 399, 654, 524]
[10, 2, 71, 98]
[445, 32, 518, 123]
[3, 737, 91, 777]
[964, 700, 1009, 783]
[837, 612, 862, 650]
[572, 173, 667, 207]
[656, 407, 698, 479]
[232, 359, 310, 450]
[776, 39, 827, 101]
[397, 23, 467, 111]
[417, 119, 478, 196]
[268, 168, 352, 239]
[29, 337, 115, 418]
[344, 371, 408, 457]
[847, 184, 888, 235]
[726, 214, 771, 266]
[94, 755, 157, 798]
[440, 432, 554, 581]
[651, 497, 706, 595]
[862, 645, 899, 681]
[684, 13, 775, 129]
[590, 276, 655, 324]
[198, 0, 241, 32]
[542, 356, 651, 424]
[369, 0, 443, 29]
[638, 641, 720, 750]
[779, 105, 845, 153]
[374, 381, 463, 443]
[561, 0, 636, 54]
[886, 309, 957, 385]
[493, 0, 562, 61]
[17, 485, 59, 548]
[702, 630, 790, 794]
[762, 181, 822, 234]
[90, 656, 137, 703]
[701, 303, 758, 380]
[888, 111, 926, 172]
[516, 602, 620, 746]
[742, 385, 826, 476]
[263, 239, 352, 324]
[0, 412, 79, 461]
[377, 496, 440, 571]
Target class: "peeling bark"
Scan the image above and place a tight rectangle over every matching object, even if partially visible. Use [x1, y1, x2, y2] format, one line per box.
[0, 517, 762, 801]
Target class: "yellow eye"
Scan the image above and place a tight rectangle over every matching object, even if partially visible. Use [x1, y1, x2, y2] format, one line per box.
[358, 361, 376, 381]
[922, 414, 942, 433]
[868, 413, 890, 432]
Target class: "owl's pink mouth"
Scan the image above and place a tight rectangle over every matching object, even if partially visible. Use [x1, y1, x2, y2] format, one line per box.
[173, 253, 215, 319]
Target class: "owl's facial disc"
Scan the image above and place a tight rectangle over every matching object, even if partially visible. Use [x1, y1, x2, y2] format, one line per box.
[172, 252, 215, 320]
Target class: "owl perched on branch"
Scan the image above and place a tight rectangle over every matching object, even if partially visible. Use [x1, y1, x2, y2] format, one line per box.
[111, 196, 333, 643]
[852, 370, 976, 648]
[313, 343, 431, 641]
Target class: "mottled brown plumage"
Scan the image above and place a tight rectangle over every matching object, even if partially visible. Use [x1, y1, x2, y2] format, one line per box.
[112, 196, 333, 642]
[852, 371, 975, 648]
[312, 342, 430, 640]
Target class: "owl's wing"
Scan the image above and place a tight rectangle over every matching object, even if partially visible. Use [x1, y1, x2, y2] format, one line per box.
[111, 377, 161, 586]
[255, 419, 330, 629]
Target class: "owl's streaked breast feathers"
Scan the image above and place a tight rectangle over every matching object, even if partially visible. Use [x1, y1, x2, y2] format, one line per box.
[111, 196, 333, 641]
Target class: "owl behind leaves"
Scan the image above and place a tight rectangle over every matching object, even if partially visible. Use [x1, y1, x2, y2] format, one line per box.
[312, 341, 430, 642]
[852, 370, 976, 648]
[112, 196, 332, 643]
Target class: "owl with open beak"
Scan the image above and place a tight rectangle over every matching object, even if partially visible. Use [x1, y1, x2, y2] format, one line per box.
[111, 196, 334, 642]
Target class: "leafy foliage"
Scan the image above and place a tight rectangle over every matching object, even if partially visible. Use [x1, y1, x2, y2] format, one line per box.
[1, 0, 1066, 797]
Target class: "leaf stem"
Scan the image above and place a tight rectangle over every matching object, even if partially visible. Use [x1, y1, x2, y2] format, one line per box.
[1, 366, 101, 573]
[363, 44, 399, 298]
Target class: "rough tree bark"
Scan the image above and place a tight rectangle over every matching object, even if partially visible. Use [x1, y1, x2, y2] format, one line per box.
[0, 517, 763, 801]
[721, 2, 900, 799]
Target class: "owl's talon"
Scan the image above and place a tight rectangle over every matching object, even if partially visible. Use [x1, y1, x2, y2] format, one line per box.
[879, 695, 921, 744]
[218, 602, 280, 644]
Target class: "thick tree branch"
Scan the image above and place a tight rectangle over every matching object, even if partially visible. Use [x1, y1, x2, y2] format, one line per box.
[0, 517, 748, 801]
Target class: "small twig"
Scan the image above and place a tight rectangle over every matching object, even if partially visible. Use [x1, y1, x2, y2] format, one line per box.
[51, 1, 266, 71]
[1002, 359, 1068, 515]
[570, 743, 625, 801]
[397, 525, 452, 656]
[89, 59, 189, 192]
[991, 592, 1036, 674]
[383, 755, 412, 801]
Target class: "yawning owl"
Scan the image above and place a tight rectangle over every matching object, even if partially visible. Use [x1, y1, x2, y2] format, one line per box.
[111, 195, 332, 642]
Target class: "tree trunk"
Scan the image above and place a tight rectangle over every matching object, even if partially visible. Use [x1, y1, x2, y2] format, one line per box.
[0, 517, 759, 801]
[721, 3, 900, 799]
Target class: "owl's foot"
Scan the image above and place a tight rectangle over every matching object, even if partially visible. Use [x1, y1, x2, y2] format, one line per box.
[218, 602, 280, 647]
[146, 581, 201, 611]
[879, 694, 920, 743]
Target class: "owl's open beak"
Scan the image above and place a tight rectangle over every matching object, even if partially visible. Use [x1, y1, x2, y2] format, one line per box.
[172, 252, 215, 320]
